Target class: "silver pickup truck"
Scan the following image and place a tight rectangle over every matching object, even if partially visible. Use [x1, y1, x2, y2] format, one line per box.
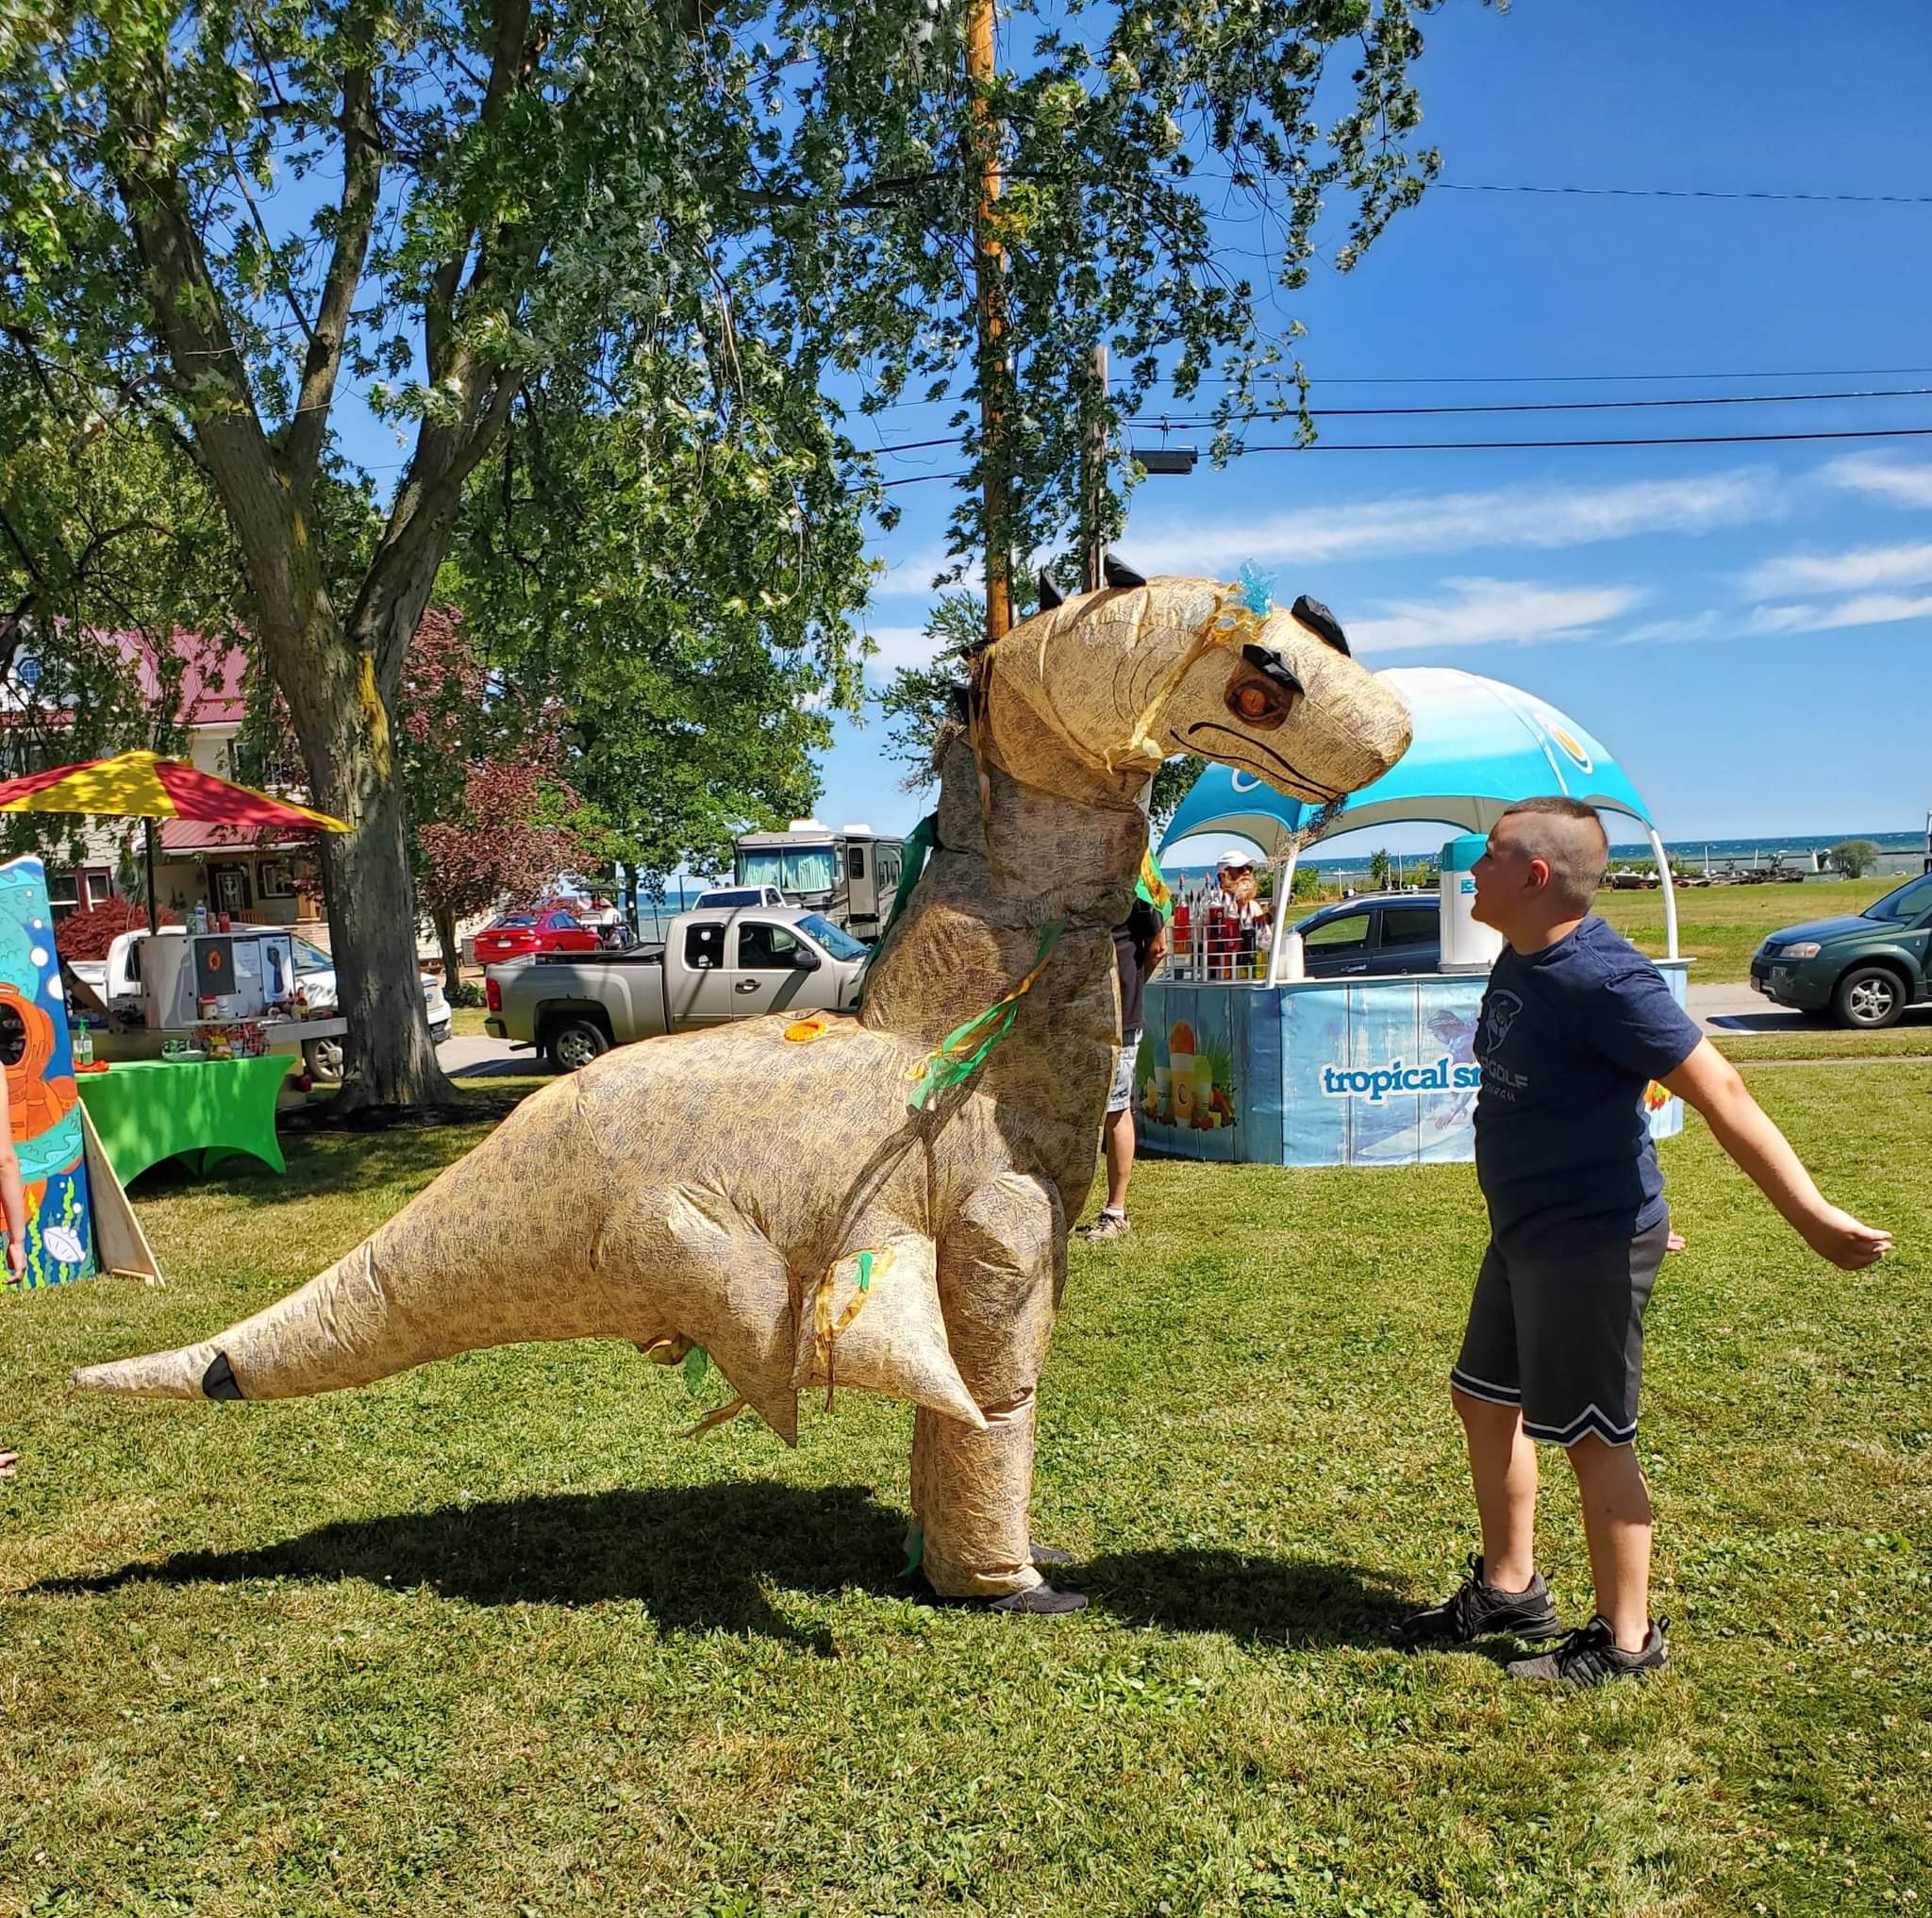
[484, 906, 870, 1070]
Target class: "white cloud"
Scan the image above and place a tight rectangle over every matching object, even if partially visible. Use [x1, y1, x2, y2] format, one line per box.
[1610, 610, 1726, 646]
[1744, 540, 1932, 596]
[873, 546, 981, 602]
[861, 625, 946, 675]
[1346, 577, 1644, 655]
[1114, 467, 1782, 578]
[1747, 592, 1932, 635]
[1819, 452, 1932, 510]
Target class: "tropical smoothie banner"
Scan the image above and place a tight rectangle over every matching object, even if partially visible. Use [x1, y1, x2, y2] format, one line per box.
[0, 857, 96, 1287]
[1141, 969, 1688, 1169]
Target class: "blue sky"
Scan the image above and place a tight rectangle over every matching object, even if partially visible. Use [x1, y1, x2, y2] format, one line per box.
[820, 0, 1932, 862]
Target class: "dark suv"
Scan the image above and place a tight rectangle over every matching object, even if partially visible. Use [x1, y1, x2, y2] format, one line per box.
[1751, 870, 1932, 1027]
[1291, 893, 1441, 977]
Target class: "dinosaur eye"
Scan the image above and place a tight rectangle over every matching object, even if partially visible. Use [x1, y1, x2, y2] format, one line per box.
[1225, 677, 1290, 728]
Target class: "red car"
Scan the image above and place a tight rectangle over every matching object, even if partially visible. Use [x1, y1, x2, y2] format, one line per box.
[473, 909, 600, 963]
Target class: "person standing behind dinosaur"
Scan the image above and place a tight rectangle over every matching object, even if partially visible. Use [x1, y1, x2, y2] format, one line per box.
[1084, 890, 1167, 1243]
[1402, 796, 1890, 1685]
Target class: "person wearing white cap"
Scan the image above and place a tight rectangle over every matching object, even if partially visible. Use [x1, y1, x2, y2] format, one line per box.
[1210, 849, 1266, 980]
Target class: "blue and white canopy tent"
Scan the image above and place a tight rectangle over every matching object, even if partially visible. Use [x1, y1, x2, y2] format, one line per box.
[1159, 667, 1679, 973]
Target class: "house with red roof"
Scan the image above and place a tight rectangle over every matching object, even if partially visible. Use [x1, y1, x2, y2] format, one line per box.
[13, 629, 327, 930]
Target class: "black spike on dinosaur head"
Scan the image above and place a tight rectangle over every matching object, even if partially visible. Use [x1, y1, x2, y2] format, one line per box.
[1038, 571, 1064, 609]
[1102, 554, 1147, 590]
[1290, 594, 1351, 657]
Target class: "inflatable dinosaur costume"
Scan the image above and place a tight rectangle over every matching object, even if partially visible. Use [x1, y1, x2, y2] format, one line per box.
[75, 577, 1410, 1609]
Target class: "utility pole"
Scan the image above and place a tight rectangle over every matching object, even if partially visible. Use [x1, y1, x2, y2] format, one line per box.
[1080, 342, 1108, 594]
[966, 0, 1011, 643]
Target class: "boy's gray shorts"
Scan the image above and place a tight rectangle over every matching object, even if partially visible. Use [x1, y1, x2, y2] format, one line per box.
[1450, 1216, 1671, 1448]
[1108, 1031, 1141, 1115]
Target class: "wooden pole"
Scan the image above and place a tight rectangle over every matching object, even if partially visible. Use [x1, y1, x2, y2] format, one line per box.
[966, 0, 1010, 643]
[1081, 342, 1108, 593]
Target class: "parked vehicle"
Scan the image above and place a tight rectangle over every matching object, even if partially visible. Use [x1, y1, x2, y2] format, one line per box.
[288, 935, 452, 1078]
[692, 884, 788, 910]
[1751, 870, 1932, 1028]
[1291, 893, 1442, 978]
[732, 820, 903, 941]
[485, 905, 869, 1071]
[65, 928, 451, 1079]
[473, 908, 601, 964]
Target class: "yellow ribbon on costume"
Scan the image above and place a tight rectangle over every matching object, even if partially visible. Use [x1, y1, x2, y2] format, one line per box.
[812, 1246, 895, 1410]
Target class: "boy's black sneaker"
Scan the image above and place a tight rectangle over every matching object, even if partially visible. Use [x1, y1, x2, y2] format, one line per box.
[1506, 1613, 1668, 1687]
[1400, 1553, 1563, 1646]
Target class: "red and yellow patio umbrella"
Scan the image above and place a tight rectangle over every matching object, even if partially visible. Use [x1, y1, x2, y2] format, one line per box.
[0, 749, 348, 930]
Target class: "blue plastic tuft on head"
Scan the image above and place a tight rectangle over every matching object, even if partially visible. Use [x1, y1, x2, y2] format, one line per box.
[1238, 561, 1274, 617]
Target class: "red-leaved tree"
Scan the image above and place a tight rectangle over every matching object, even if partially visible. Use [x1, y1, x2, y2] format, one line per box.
[409, 616, 584, 984]
[55, 897, 179, 965]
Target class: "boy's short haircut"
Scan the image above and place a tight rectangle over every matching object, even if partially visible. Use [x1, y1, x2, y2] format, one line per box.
[1500, 796, 1609, 913]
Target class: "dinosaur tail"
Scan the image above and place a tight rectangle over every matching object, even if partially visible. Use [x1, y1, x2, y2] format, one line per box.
[73, 1076, 620, 1402]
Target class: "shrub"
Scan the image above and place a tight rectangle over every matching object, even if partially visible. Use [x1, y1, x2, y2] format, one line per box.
[1831, 839, 1882, 877]
[54, 897, 178, 963]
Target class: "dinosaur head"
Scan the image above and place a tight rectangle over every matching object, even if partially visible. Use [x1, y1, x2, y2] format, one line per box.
[976, 575, 1411, 809]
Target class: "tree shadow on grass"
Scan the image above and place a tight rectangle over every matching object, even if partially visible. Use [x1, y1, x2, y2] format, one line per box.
[128, 1124, 498, 1209]
[1080, 1546, 1413, 1650]
[39, 1481, 910, 1652]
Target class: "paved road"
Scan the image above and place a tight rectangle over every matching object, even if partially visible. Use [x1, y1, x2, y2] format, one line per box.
[437, 1032, 537, 1078]
[1687, 982, 1932, 1037]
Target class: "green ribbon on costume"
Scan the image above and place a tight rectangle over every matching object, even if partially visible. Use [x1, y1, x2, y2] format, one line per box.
[906, 920, 1065, 1111]
[855, 811, 937, 1009]
[857, 1249, 875, 1294]
[682, 1345, 710, 1394]
[902, 1522, 925, 1576]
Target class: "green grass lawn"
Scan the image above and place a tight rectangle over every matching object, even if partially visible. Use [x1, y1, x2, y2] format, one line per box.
[4, 1067, 1926, 1916]
[1713, 1024, 1932, 1063]
[1593, 877, 1884, 983]
[447, 1003, 491, 1039]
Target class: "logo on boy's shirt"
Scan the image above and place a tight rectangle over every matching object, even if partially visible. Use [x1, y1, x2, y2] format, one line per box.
[1480, 989, 1524, 1053]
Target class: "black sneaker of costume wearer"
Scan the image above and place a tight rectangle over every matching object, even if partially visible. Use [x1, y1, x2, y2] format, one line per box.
[1507, 1613, 1670, 1686]
[1400, 1552, 1563, 1646]
[1455, 916, 1702, 1449]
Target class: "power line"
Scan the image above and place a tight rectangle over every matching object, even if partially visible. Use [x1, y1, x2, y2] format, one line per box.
[861, 389, 1932, 459]
[849, 422, 1932, 491]
[1127, 384, 1932, 427]
[1228, 425, 1932, 453]
[1192, 364, 1932, 388]
[849, 366, 1932, 415]
[1437, 180, 1932, 207]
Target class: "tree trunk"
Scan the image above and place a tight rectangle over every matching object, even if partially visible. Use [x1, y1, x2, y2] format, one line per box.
[433, 907, 464, 1001]
[288, 617, 458, 1114]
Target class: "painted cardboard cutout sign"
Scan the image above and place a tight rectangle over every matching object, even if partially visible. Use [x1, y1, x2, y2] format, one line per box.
[0, 857, 95, 1287]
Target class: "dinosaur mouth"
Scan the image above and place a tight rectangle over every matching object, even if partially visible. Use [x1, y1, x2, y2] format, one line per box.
[1181, 722, 1345, 803]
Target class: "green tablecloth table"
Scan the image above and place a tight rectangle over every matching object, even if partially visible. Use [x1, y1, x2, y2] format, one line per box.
[75, 1055, 296, 1183]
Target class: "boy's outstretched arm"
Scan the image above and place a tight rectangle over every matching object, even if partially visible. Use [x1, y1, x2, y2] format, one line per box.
[1662, 1041, 1891, 1271]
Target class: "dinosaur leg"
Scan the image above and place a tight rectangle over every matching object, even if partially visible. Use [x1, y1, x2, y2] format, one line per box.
[912, 1172, 1066, 1599]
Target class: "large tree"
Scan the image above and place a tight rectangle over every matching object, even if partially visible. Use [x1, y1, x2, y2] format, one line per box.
[454, 345, 873, 904]
[2, 1, 1444, 1106]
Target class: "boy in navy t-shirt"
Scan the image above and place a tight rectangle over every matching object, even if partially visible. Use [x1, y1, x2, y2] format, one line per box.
[1402, 797, 1890, 1686]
